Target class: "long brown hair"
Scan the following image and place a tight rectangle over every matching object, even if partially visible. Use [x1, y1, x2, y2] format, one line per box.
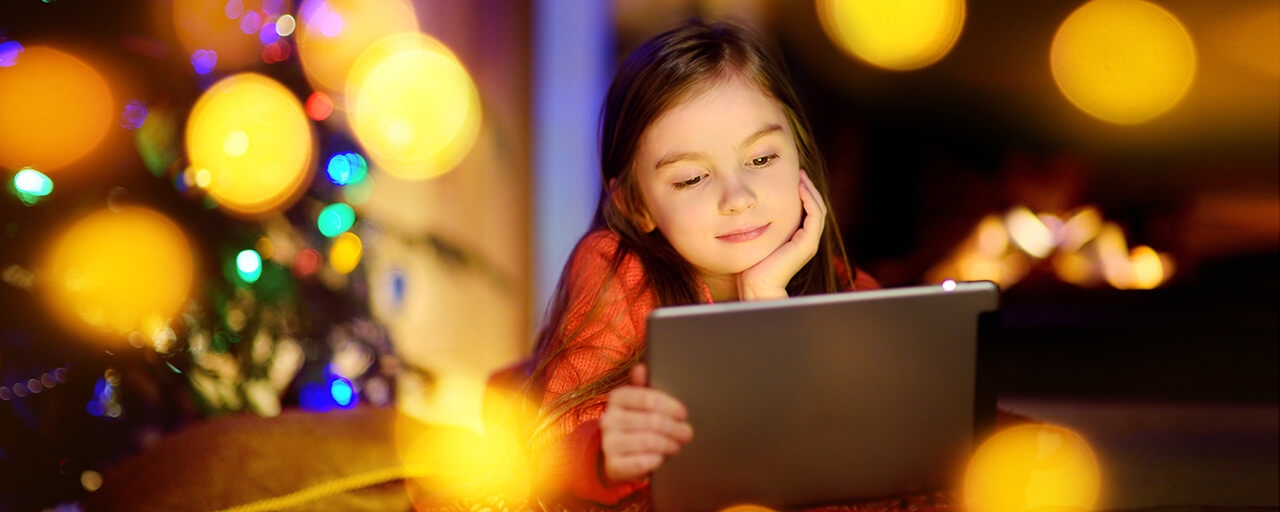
[527, 19, 855, 441]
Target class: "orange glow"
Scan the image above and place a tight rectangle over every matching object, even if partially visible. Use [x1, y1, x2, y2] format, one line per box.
[1052, 249, 1098, 287]
[0, 46, 114, 172]
[395, 387, 551, 506]
[963, 424, 1101, 512]
[975, 215, 1009, 258]
[172, 0, 263, 72]
[1128, 245, 1167, 289]
[42, 206, 196, 346]
[719, 506, 779, 512]
[1051, 0, 1196, 124]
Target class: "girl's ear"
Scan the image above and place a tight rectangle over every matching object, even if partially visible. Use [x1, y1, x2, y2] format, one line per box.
[609, 178, 657, 233]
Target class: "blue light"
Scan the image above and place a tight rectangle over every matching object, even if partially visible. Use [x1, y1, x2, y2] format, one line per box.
[299, 382, 330, 412]
[120, 99, 148, 130]
[0, 41, 23, 67]
[330, 377, 355, 408]
[191, 49, 217, 75]
[260, 22, 280, 45]
[87, 401, 104, 417]
[326, 153, 350, 185]
[325, 152, 367, 186]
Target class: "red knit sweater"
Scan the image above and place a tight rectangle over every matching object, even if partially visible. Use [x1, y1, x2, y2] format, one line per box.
[533, 230, 880, 505]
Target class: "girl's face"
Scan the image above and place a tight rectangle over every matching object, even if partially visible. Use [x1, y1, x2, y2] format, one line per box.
[632, 74, 803, 279]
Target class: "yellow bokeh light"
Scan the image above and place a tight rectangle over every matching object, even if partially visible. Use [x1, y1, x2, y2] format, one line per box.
[1005, 207, 1056, 259]
[172, 0, 263, 72]
[976, 214, 1009, 258]
[395, 387, 550, 506]
[1052, 249, 1098, 287]
[1095, 222, 1133, 289]
[1051, 0, 1196, 124]
[0, 46, 113, 172]
[1128, 245, 1165, 289]
[719, 505, 778, 512]
[346, 32, 481, 180]
[817, 0, 966, 71]
[42, 206, 196, 346]
[186, 73, 314, 218]
[964, 424, 1101, 512]
[329, 232, 362, 274]
[295, 0, 419, 95]
[1060, 206, 1102, 252]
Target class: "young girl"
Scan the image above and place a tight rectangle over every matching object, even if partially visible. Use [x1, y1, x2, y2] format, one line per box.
[525, 19, 879, 506]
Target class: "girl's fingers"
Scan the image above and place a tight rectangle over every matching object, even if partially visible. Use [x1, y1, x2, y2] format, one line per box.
[631, 363, 648, 387]
[603, 431, 682, 456]
[800, 171, 827, 219]
[605, 452, 664, 483]
[601, 407, 694, 441]
[609, 386, 688, 420]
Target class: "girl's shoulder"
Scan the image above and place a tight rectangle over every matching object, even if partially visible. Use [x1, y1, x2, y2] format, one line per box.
[569, 229, 649, 292]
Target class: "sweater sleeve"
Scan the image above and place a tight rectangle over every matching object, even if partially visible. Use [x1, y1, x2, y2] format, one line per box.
[532, 231, 654, 505]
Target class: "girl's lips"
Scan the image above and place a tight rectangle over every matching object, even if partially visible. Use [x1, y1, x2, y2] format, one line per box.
[717, 223, 770, 243]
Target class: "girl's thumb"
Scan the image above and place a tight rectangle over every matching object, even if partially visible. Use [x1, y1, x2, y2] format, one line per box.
[631, 363, 648, 387]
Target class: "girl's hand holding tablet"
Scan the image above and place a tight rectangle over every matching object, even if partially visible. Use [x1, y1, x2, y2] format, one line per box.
[738, 170, 828, 301]
[599, 363, 694, 483]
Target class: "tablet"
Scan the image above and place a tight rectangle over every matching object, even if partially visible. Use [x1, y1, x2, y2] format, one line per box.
[646, 281, 999, 512]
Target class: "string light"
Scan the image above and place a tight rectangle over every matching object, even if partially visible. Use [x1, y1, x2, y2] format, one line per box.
[325, 151, 367, 185]
[14, 167, 54, 205]
[0, 366, 68, 401]
[237, 249, 263, 283]
[317, 203, 356, 237]
[191, 49, 218, 75]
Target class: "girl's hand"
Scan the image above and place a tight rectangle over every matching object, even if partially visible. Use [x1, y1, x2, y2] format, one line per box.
[738, 170, 827, 300]
[600, 363, 694, 483]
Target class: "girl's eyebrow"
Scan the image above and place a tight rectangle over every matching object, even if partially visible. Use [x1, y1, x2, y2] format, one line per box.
[652, 123, 783, 171]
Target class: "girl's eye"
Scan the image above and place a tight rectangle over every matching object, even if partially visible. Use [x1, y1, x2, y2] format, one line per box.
[673, 173, 708, 190]
[748, 154, 779, 167]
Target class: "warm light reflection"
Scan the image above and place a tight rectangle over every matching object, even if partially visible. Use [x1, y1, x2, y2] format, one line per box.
[186, 73, 314, 218]
[43, 206, 195, 346]
[817, 0, 966, 71]
[1051, 0, 1196, 124]
[295, 0, 419, 95]
[929, 205, 1173, 290]
[963, 424, 1101, 512]
[346, 32, 481, 180]
[395, 387, 551, 507]
[0, 46, 113, 172]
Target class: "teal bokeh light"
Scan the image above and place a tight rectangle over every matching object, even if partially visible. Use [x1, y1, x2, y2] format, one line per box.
[317, 203, 356, 237]
[236, 249, 262, 283]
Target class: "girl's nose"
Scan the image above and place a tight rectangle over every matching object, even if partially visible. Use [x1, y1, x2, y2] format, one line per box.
[719, 173, 756, 215]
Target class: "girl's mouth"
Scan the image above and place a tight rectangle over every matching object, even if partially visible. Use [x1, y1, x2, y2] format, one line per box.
[716, 223, 770, 243]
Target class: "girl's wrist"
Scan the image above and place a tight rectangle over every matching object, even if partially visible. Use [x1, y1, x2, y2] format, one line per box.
[739, 282, 788, 301]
